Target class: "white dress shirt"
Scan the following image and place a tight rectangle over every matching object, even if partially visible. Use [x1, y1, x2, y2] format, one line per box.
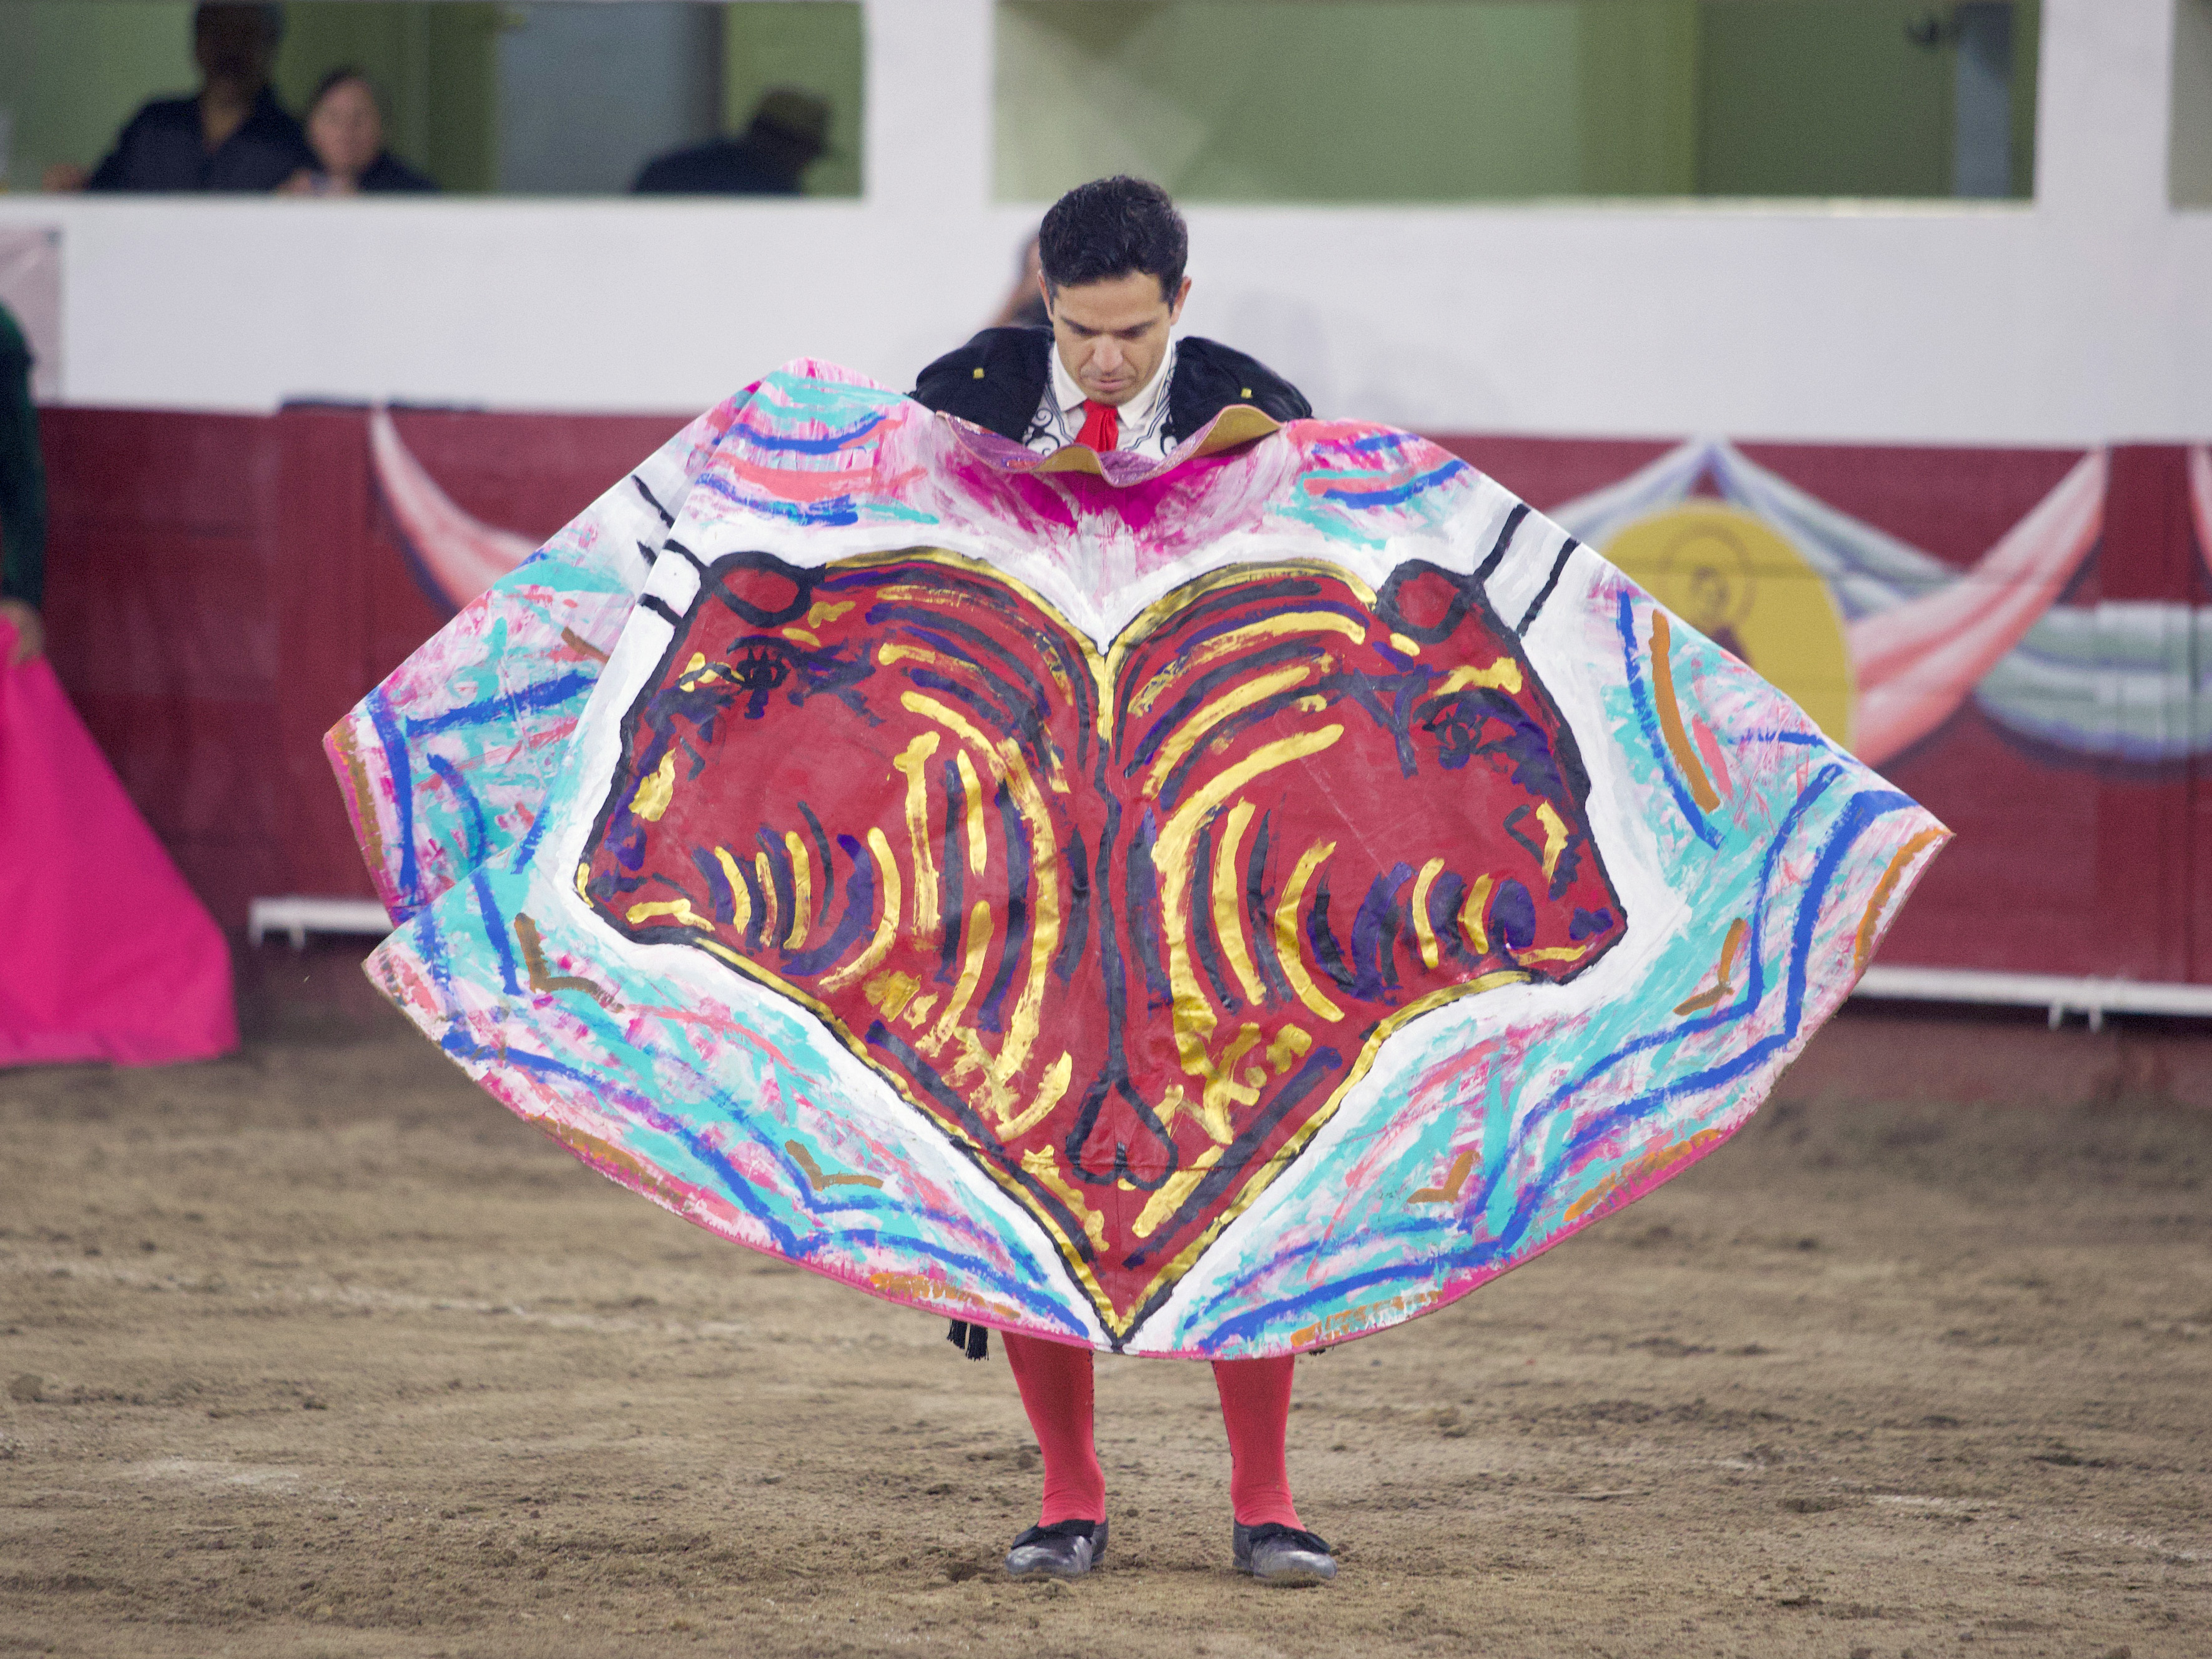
[1021, 338, 1180, 461]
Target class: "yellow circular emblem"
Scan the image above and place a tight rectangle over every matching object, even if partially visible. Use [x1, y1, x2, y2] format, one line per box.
[1601, 503, 1856, 746]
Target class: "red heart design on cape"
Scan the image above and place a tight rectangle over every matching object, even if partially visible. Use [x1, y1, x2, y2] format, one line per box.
[582, 549, 1626, 1344]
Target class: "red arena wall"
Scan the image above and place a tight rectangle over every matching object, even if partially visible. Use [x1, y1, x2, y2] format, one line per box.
[37, 406, 2212, 983]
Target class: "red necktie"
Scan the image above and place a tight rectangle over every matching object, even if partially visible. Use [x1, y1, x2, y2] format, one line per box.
[1076, 399, 1119, 452]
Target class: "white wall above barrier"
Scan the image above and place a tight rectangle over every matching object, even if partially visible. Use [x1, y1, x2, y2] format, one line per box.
[0, 0, 2204, 445]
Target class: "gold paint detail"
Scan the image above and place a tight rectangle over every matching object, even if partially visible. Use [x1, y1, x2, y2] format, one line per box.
[1138, 967, 1532, 1331]
[1154, 1084, 1191, 1132]
[1440, 659, 1523, 696]
[898, 691, 1063, 1088]
[626, 897, 714, 930]
[878, 642, 948, 671]
[867, 1270, 1023, 1326]
[1563, 1128, 1727, 1225]
[918, 900, 993, 1059]
[537, 1115, 715, 1221]
[1156, 729, 1345, 1128]
[1852, 827, 1947, 977]
[1533, 801, 1571, 884]
[1410, 857, 1446, 970]
[998, 1051, 1073, 1139]
[1034, 446, 1106, 476]
[1022, 1146, 1106, 1251]
[1410, 1150, 1476, 1205]
[1389, 632, 1421, 656]
[754, 851, 780, 947]
[327, 721, 388, 880]
[1516, 942, 1593, 964]
[514, 913, 617, 1008]
[1196, 404, 1279, 452]
[783, 831, 813, 949]
[863, 971, 920, 1021]
[785, 1140, 884, 1190]
[1649, 610, 1723, 814]
[1134, 1144, 1226, 1239]
[955, 750, 989, 875]
[892, 731, 944, 945]
[1031, 408, 1278, 471]
[1274, 838, 1345, 1022]
[1155, 1029, 1258, 1148]
[804, 599, 855, 628]
[1095, 554, 1376, 740]
[1673, 918, 1750, 1015]
[559, 624, 610, 662]
[1266, 1026, 1312, 1074]
[1459, 874, 1495, 954]
[1206, 1027, 1263, 1142]
[1290, 1287, 1443, 1350]
[818, 827, 902, 993]
[780, 627, 822, 647]
[1211, 800, 1269, 1006]
[1130, 614, 1356, 718]
[631, 751, 676, 822]
[1143, 664, 1313, 797]
[987, 746, 1063, 1084]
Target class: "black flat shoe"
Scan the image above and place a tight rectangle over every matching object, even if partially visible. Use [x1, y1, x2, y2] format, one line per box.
[1005, 1517, 1107, 1579]
[1234, 1522, 1337, 1585]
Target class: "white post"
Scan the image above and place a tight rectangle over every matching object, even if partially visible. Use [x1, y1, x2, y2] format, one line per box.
[2034, 0, 2177, 224]
[862, 0, 1003, 374]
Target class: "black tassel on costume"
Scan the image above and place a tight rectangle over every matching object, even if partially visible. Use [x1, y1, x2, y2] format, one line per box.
[946, 1319, 990, 1360]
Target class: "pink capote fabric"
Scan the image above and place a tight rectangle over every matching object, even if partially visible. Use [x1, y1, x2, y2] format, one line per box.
[0, 621, 236, 1066]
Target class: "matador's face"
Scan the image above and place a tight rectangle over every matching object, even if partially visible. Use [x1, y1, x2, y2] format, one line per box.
[1046, 271, 1191, 408]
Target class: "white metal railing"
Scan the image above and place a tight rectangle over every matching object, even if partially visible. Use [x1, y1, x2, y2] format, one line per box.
[246, 895, 395, 950]
[1852, 964, 2212, 1030]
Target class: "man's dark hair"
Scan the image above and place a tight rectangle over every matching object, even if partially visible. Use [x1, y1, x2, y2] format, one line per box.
[311, 67, 380, 114]
[195, 2, 284, 46]
[1037, 176, 1187, 303]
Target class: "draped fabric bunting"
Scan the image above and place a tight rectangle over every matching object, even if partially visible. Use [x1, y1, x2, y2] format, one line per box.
[328, 361, 1944, 1357]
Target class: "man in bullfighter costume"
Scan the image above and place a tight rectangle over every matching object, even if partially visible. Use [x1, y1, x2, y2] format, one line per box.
[912, 176, 1334, 1586]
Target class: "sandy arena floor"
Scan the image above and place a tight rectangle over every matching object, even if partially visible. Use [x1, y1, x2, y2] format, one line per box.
[3, 987, 2209, 1658]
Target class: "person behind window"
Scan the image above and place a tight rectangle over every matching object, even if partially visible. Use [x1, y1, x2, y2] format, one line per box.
[44, 3, 313, 195]
[278, 69, 436, 196]
[0, 302, 45, 667]
[631, 88, 830, 196]
[987, 233, 1051, 330]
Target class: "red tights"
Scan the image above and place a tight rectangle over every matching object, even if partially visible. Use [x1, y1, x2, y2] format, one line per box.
[999, 1330, 1302, 1529]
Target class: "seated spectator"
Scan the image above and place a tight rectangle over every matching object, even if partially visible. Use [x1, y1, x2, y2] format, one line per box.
[989, 233, 1051, 330]
[44, 3, 312, 194]
[279, 69, 437, 195]
[631, 89, 830, 196]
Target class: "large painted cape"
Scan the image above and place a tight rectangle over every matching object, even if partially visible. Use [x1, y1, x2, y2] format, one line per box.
[329, 360, 1946, 1358]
